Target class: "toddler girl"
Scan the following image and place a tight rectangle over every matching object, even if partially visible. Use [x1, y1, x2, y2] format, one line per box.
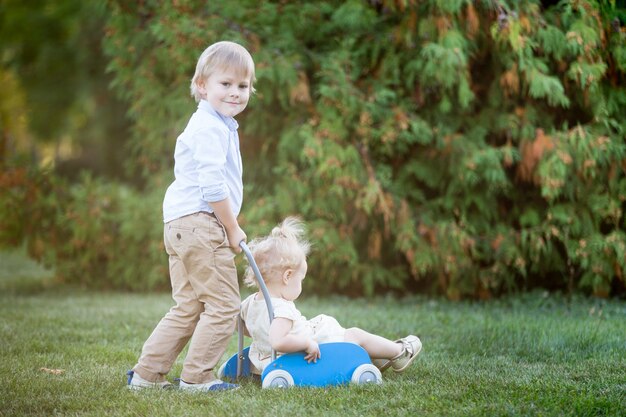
[240, 217, 422, 374]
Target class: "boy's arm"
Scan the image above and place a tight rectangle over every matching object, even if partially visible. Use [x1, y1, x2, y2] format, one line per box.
[269, 317, 320, 363]
[209, 198, 246, 253]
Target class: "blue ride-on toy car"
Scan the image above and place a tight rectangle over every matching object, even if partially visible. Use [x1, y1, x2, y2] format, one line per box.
[218, 242, 382, 388]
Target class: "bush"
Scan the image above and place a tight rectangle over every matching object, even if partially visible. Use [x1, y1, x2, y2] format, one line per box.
[4, 1, 625, 297]
[102, 1, 626, 298]
[0, 167, 168, 291]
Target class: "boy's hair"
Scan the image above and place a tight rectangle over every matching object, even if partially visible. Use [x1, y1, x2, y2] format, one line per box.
[244, 217, 311, 288]
[190, 41, 256, 102]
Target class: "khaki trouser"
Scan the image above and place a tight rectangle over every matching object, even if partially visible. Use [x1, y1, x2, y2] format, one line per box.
[133, 212, 240, 384]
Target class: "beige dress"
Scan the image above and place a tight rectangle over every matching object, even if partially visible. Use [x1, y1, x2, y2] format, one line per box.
[240, 293, 346, 372]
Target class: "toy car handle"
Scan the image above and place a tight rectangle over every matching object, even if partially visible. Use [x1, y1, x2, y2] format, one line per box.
[239, 241, 277, 362]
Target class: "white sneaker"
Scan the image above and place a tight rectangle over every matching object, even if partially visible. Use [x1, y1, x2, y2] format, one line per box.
[126, 370, 172, 390]
[390, 335, 422, 373]
[179, 379, 239, 392]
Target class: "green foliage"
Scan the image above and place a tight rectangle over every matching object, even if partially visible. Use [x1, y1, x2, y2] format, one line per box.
[0, 167, 168, 290]
[4, 0, 625, 297]
[0, 0, 131, 181]
[0, 0, 87, 140]
[99, 0, 626, 297]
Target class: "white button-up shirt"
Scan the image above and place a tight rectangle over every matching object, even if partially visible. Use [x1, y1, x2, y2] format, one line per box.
[163, 100, 243, 223]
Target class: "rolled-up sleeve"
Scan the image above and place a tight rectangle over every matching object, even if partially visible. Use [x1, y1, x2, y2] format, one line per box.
[191, 127, 230, 202]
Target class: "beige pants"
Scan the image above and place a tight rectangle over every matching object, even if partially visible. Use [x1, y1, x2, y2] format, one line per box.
[133, 212, 240, 384]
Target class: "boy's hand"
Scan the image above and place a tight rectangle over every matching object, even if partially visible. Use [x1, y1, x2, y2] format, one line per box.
[226, 226, 246, 253]
[207, 198, 246, 253]
[304, 339, 320, 363]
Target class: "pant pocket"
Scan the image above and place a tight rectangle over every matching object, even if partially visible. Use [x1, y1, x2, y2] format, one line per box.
[194, 216, 228, 251]
[165, 224, 194, 255]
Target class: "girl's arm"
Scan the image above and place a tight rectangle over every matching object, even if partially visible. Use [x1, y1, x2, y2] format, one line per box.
[269, 317, 320, 363]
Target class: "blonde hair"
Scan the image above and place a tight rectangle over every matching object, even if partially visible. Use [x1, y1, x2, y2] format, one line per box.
[244, 217, 311, 288]
[190, 41, 256, 102]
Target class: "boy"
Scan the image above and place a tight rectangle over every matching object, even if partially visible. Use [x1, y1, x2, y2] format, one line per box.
[127, 41, 255, 392]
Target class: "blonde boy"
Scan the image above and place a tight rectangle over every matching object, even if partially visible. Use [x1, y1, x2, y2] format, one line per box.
[128, 41, 255, 392]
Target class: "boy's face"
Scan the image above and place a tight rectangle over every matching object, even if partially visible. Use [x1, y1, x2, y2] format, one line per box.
[198, 67, 251, 118]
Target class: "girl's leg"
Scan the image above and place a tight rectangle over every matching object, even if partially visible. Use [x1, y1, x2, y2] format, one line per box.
[344, 327, 402, 359]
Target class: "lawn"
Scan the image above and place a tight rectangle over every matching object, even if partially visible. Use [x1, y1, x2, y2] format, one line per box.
[0, 249, 625, 416]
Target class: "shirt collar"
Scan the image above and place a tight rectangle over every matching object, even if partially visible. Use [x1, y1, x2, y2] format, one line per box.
[198, 100, 239, 132]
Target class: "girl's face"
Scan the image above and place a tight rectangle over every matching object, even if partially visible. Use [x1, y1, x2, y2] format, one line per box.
[282, 260, 307, 301]
[199, 66, 251, 118]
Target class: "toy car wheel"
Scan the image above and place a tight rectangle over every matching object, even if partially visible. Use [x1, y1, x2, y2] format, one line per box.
[351, 364, 382, 385]
[262, 369, 294, 389]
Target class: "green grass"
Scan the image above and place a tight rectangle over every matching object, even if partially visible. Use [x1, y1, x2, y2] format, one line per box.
[1, 249, 625, 416]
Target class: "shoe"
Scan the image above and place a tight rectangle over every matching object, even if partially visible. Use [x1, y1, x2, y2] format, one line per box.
[371, 335, 422, 372]
[371, 358, 392, 372]
[390, 335, 422, 373]
[126, 370, 173, 390]
[179, 379, 239, 392]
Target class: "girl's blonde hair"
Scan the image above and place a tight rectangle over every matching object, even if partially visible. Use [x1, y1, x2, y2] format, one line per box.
[190, 41, 256, 102]
[244, 217, 311, 288]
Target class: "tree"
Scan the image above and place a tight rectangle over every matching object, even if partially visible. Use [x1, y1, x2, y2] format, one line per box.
[103, 0, 626, 298]
[0, 0, 130, 180]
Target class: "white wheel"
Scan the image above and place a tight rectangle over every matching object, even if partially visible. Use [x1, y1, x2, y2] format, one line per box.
[351, 364, 383, 385]
[262, 369, 294, 389]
